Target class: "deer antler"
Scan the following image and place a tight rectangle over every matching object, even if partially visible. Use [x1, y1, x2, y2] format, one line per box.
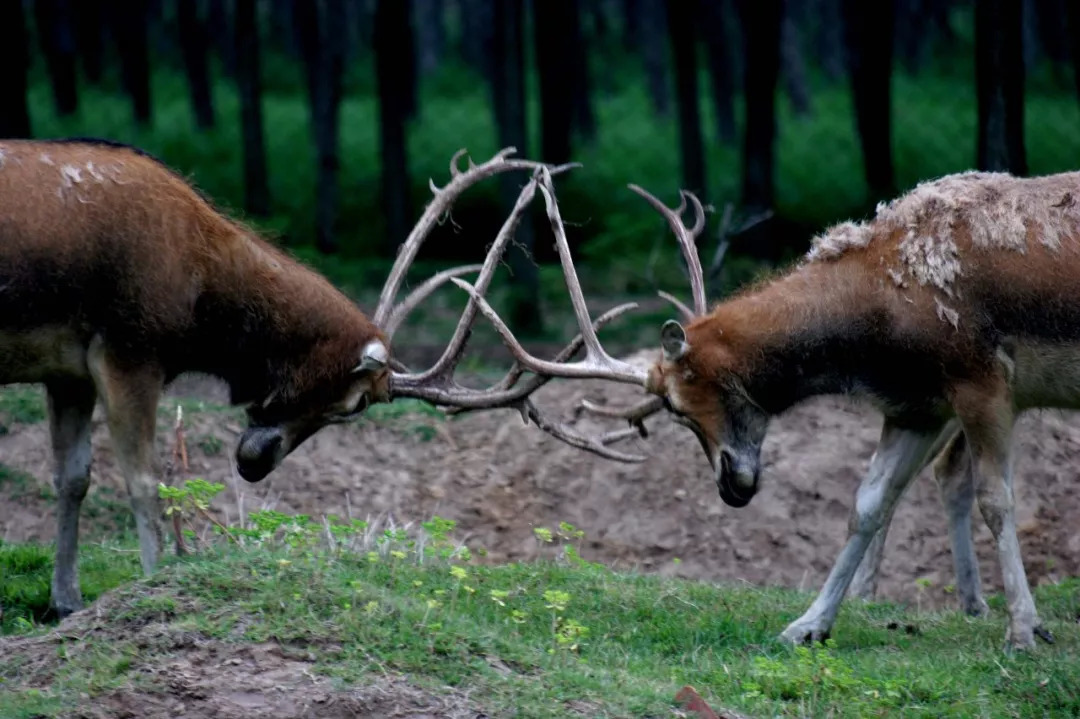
[385, 159, 650, 462]
[576, 183, 711, 434]
[372, 147, 574, 336]
[628, 183, 709, 318]
[450, 167, 649, 385]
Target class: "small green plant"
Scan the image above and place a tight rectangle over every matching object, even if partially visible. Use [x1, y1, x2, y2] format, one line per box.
[158, 478, 234, 552]
[914, 576, 933, 614]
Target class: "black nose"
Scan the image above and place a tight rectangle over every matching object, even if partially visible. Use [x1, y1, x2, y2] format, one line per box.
[236, 428, 283, 483]
[717, 450, 757, 508]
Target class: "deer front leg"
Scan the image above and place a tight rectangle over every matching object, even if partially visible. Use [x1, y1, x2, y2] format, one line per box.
[780, 419, 953, 645]
[46, 379, 97, 618]
[931, 429, 989, 618]
[954, 381, 1045, 650]
[87, 338, 165, 575]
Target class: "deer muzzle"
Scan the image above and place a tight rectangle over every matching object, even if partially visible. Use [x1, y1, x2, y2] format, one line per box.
[236, 426, 285, 483]
[716, 448, 759, 508]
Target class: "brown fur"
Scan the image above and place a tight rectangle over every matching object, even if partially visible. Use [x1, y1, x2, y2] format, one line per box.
[0, 138, 386, 401]
[0, 138, 391, 615]
[647, 168, 1080, 650]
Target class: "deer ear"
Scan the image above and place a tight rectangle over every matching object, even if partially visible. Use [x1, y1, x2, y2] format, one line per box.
[660, 320, 689, 362]
[354, 340, 389, 374]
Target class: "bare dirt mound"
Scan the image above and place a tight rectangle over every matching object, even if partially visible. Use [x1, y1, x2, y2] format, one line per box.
[2, 589, 485, 719]
[3, 349, 1080, 610]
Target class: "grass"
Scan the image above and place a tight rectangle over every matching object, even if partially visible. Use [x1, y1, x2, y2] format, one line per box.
[0, 386, 47, 432]
[1, 482, 1078, 718]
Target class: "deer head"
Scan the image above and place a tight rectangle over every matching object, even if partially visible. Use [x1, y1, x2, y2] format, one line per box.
[235, 337, 393, 483]
[575, 185, 773, 506]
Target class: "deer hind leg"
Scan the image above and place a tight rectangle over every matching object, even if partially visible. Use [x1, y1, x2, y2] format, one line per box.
[931, 429, 989, 617]
[46, 379, 97, 618]
[87, 338, 164, 575]
[780, 418, 954, 645]
[952, 379, 1044, 650]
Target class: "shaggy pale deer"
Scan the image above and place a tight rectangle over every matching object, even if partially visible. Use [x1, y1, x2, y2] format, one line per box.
[0, 138, 643, 618]
[461, 169, 1080, 651]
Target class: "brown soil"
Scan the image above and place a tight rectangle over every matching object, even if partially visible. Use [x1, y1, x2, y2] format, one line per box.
[3, 349, 1080, 613]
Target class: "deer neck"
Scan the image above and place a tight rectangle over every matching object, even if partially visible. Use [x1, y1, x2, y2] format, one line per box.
[192, 230, 379, 405]
[701, 259, 904, 416]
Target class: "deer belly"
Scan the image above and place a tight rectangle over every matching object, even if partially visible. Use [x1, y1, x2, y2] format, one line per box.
[0, 327, 89, 383]
[1011, 342, 1080, 410]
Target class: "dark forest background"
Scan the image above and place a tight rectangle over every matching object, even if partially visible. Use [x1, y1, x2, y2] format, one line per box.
[2, 0, 1077, 344]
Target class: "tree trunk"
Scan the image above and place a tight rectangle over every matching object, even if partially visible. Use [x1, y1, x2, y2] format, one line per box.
[534, 0, 577, 164]
[640, 0, 670, 117]
[812, 0, 845, 81]
[894, 0, 925, 73]
[208, 0, 236, 78]
[699, 0, 738, 146]
[736, 0, 782, 212]
[235, 0, 270, 217]
[621, 0, 640, 50]
[569, 0, 596, 142]
[1067, 0, 1080, 108]
[34, 0, 79, 116]
[179, 0, 215, 130]
[293, 0, 319, 106]
[492, 0, 541, 335]
[74, 0, 104, 85]
[666, 0, 706, 198]
[114, 0, 153, 126]
[308, 0, 346, 254]
[268, 0, 295, 54]
[844, 0, 896, 201]
[0, 0, 31, 137]
[458, 0, 494, 83]
[975, 0, 1026, 174]
[780, 2, 812, 117]
[1032, 0, 1070, 85]
[414, 0, 445, 75]
[375, 0, 415, 254]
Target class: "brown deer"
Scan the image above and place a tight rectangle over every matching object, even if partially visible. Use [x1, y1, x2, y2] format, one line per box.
[462, 169, 1080, 651]
[0, 138, 643, 618]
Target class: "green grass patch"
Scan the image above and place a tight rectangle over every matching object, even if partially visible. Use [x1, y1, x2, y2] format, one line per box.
[1, 481, 1078, 718]
[0, 386, 46, 429]
[0, 540, 140, 634]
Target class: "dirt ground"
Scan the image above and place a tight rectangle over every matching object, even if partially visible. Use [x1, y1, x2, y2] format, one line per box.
[1, 587, 489, 719]
[2, 349, 1079, 612]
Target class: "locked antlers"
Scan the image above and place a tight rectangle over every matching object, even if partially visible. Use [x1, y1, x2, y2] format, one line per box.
[373, 146, 713, 462]
[378, 148, 649, 462]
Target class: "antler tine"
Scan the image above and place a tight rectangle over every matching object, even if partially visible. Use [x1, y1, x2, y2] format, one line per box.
[382, 263, 484, 339]
[628, 183, 708, 317]
[580, 395, 666, 439]
[450, 280, 644, 385]
[442, 301, 641, 417]
[581, 395, 664, 421]
[656, 290, 695, 322]
[394, 173, 542, 385]
[372, 147, 573, 329]
[516, 399, 648, 463]
[389, 301, 641, 410]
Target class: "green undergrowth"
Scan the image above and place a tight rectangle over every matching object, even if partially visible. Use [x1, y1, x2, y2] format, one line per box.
[1, 480, 1078, 718]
